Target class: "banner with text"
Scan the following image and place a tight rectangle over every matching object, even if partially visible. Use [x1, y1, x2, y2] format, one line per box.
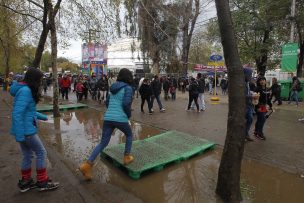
[281, 43, 298, 72]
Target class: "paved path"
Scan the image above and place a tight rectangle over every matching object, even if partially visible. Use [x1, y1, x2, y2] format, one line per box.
[0, 90, 142, 203]
[50, 86, 304, 174]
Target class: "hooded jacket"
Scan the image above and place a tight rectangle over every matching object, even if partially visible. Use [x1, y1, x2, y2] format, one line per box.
[10, 82, 48, 142]
[104, 81, 133, 123]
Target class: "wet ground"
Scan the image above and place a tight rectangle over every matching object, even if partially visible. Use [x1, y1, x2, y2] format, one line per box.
[39, 108, 304, 203]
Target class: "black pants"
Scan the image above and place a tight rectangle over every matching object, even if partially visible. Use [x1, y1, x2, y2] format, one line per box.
[141, 96, 152, 112]
[187, 94, 199, 110]
[76, 92, 83, 101]
[61, 87, 69, 99]
[271, 93, 282, 105]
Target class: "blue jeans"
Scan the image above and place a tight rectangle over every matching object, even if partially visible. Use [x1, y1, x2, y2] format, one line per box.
[255, 111, 267, 135]
[246, 106, 254, 137]
[19, 134, 47, 170]
[151, 94, 163, 110]
[289, 90, 299, 105]
[88, 121, 133, 162]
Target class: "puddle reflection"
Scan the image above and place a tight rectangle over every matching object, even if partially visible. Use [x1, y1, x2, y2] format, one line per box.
[39, 108, 304, 203]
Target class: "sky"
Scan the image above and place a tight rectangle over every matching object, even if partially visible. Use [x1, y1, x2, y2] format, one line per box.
[57, 1, 216, 64]
[58, 39, 82, 64]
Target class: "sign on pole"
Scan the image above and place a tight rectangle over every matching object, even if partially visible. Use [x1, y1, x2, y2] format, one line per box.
[207, 61, 225, 66]
[209, 55, 223, 61]
[281, 43, 298, 72]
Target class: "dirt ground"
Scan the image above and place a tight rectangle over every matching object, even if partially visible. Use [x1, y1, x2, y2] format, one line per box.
[1, 88, 303, 203]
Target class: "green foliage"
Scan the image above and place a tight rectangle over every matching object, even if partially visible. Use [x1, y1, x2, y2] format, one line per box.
[57, 61, 79, 72]
[188, 32, 212, 68]
[204, 0, 291, 71]
[0, 4, 23, 74]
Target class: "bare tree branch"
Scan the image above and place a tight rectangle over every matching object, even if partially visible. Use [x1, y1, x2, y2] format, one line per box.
[0, 4, 43, 22]
[26, 0, 44, 9]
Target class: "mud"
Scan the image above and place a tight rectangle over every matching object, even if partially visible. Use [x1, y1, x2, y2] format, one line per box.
[39, 108, 304, 203]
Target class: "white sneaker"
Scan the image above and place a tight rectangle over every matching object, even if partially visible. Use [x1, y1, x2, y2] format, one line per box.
[160, 108, 166, 112]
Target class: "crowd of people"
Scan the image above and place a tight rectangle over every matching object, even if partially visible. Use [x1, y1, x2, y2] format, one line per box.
[6, 67, 303, 190]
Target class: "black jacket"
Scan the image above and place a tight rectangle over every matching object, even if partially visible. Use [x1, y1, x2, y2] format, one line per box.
[151, 79, 162, 96]
[189, 80, 199, 96]
[256, 86, 272, 108]
[197, 78, 205, 93]
[139, 83, 152, 98]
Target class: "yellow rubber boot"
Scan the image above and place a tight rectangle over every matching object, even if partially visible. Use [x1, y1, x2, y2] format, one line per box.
[79, 161, 93, 180]
[124, 154, 134, 165]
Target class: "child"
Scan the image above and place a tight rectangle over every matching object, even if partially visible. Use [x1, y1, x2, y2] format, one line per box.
[10, 68, 59, 192]
[169, 83, 176, 100]
[75, 80, 84, 101]
[79, 68, 134, 180]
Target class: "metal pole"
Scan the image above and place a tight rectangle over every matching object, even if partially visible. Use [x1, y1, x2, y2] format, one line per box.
[214, 66, 217, 96]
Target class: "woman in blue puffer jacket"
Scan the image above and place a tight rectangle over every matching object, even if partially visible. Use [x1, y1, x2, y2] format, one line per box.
[79, 68, 134, 180]
[10, 67, 59, 192]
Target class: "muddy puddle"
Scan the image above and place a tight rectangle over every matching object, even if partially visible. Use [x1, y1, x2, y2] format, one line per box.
[39, 108, 304, 203]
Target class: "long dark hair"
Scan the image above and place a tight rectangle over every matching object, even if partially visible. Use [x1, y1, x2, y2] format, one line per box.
[116, 68, 133, 86]
[24, 68, 43, 103]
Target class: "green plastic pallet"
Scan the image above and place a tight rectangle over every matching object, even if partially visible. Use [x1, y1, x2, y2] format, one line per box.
[37, 103, 88, 112]
[102, 130, 215, 179]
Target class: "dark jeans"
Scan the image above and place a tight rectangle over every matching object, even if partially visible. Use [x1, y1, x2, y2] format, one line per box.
[271, 93, 282, 105]
[246, 106, 254, 137]
[255, 111, 267, 135]
[151, 94, 163, 110]
[188, 94, 199, 110]
[141, 96, 152, 112]
[84, 89, 88, 99]
[88, 121, 133, 162]
[61, 87, 69, 99]
[76, 92, 83, 101]
[164, 90, 169, 100]
[171, 92, 176, 100]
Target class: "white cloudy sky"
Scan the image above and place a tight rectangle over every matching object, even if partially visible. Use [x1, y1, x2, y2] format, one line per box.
[58, 39, 82, 64]
[57, 2, 216, 64]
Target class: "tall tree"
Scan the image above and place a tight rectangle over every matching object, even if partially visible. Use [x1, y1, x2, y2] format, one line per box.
[204, 0, 290, 75]
[180, 0, 200, 75]
[0, 6, 13, 87]
[0, 2, 24, 89]
[295, 0, 304, 77]
[214, 0, 246, 202]
[233, 0, 289, 75]
[188, 31, 214, 68]
[48, 0, 62, 117]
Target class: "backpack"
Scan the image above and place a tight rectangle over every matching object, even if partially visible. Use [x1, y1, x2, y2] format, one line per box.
[76, 83, 84, 92]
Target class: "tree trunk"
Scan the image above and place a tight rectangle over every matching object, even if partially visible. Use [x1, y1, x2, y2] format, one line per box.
[181, 0, 200, 76]
[215, 0, 246, 202]
[48, 0, 60, 117]
[296, 18, 303, 77]
[0, 14, 11, 91]
[181, 23, 189, 75]
[297, 41, 304, 77]
[151, 56, 160, 74]
[255, 29, 270, 76]
[32, 0, 50, 68]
